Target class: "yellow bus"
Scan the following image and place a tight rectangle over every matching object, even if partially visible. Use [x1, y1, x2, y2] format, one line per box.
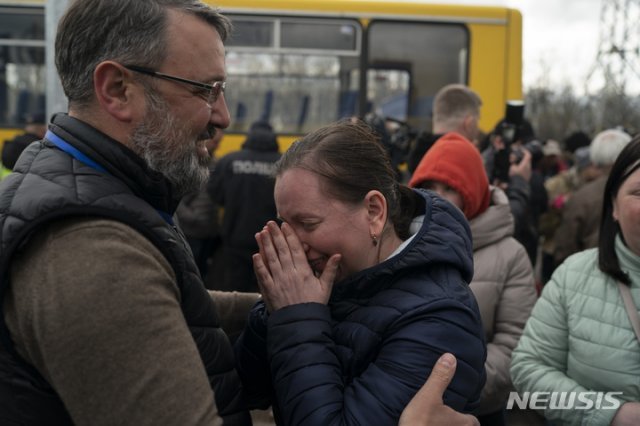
[0, 1, 45, 147]
[0, 0, 522, 159]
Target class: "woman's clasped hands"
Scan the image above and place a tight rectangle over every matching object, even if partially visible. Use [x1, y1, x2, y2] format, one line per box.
[253, 220, 341, 312]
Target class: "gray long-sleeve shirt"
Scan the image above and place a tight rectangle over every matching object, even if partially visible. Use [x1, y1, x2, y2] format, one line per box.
[4, 217, 259, 426]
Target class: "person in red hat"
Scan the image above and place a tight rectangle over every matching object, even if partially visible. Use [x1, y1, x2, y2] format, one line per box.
[409, 133, 540, 426]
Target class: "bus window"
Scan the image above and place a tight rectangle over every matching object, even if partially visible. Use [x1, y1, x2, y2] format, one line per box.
[367, 21, 468, 132]
[0, 6, 45, 127]
[0, 1, 521, 156]
[225, 15, 361, 134]
[280, 21, 358, 51]
[227, 19, 273, 47]
[367, 68, 411, 123]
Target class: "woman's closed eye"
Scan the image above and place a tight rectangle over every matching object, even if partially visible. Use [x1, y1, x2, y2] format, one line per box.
[300, 221, 320, 231]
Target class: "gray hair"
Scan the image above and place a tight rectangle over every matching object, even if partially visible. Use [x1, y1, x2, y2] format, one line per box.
[432, 84, 482, 132]
[590, 128, 632, 167]
[55, 0, 231, 109]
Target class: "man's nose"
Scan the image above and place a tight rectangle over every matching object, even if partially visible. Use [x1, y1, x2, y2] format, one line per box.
[209, 94, 231, 130]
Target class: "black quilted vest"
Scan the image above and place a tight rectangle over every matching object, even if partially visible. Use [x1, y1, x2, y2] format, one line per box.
[0, 114, 249, 425]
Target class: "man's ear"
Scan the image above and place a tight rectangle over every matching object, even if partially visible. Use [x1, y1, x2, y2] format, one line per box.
[364, 190, 387, 236]
[462, 114, 475, 137]
[93, 61, 140, 122]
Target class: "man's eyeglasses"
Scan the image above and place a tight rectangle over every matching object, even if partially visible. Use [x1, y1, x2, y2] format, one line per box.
[124, 64, 226, 106]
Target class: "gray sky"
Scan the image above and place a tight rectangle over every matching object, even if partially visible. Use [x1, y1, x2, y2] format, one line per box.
[435, 0, 603, 92]
[509, 0, 601, 92]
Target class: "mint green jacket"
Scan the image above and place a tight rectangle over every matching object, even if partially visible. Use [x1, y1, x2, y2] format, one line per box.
[510, 236, 640, 426]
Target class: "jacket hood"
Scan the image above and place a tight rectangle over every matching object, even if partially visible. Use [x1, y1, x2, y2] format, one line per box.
[409, 132, 490, 220]
[469, 186, 514, 251]
[331, 188, 473, 299]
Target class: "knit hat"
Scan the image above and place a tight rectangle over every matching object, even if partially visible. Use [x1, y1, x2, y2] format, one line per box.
[409, 132, 490, 220]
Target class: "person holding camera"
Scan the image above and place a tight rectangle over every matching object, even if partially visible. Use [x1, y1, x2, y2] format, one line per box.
[482, 112, 548, 268]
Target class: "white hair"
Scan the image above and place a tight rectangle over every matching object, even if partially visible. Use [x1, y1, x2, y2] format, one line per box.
[590, 129, 632, 167]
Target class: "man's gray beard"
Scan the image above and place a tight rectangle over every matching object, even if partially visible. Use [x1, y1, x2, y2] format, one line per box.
[129, 92, 210, 199]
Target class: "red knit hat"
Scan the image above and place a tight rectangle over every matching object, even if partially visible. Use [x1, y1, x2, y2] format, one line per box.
[408, 132, 490, 220]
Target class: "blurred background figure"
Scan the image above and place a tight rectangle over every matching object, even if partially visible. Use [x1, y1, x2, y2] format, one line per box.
[409, 134, 538, 426]
[175, 131, 223, 286]
[1, 112, 47, 179]
[544, 145, 594, 206]
[407, 84, 482, 175]
[539, 145, 596, 284]
[562, 130, 592, 167]
[208, 120, 280, 292]
[359, 113, 413, 181]
[482, 116, 548, 269]
[538, 139, 567, 181]
[553, 128, 631, 268]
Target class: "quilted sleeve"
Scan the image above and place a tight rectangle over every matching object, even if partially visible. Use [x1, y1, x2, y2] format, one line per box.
[233, 300, 275, 410]
[510, 264, 621, 426]
[480, 239, 536, 413]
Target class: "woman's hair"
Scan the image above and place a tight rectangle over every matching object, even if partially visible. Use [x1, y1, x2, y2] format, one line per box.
[55, 0, 231, 109]
[598, 135, 640, 284]
[275, 119, 421, 240]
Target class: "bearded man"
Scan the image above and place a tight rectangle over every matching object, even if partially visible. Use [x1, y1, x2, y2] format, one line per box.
[0, 1, 256, 425]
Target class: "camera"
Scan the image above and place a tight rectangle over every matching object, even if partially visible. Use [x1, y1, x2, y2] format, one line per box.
[362, 113, 416, 179]
[512, 139, 544, 165]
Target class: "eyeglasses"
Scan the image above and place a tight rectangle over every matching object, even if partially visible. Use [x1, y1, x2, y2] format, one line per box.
[124, 64, 226, 106]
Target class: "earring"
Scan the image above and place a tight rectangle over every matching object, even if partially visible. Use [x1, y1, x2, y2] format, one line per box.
[371, 234, 378, 247]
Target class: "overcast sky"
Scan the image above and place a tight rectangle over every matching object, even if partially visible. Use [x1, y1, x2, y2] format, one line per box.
[436, 0, 603, 92]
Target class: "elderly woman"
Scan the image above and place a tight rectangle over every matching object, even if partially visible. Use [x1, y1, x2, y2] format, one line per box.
[234, 120, 486, 425]
[511, 136, 640, 425]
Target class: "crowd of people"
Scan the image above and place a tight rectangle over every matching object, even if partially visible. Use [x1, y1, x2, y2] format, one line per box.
[0, 0, 638, 425]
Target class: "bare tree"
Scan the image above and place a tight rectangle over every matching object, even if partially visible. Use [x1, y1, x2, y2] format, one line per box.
[525, 80, 640, 146]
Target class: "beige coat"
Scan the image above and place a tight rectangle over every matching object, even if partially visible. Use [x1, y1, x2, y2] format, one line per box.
[469, 187, 538, 416]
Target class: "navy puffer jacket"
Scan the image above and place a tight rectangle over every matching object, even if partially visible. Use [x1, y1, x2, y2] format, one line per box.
[235, 189, 486, 425]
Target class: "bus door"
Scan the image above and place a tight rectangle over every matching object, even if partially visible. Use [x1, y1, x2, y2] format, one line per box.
[365, 20, 469, 133]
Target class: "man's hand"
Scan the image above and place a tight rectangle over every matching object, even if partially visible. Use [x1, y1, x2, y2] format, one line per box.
[399, 353, 479, 426]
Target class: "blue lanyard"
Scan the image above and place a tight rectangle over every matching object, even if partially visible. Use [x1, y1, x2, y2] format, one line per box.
[45, 130, 175, 226]
[46, 130, 108, 174]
